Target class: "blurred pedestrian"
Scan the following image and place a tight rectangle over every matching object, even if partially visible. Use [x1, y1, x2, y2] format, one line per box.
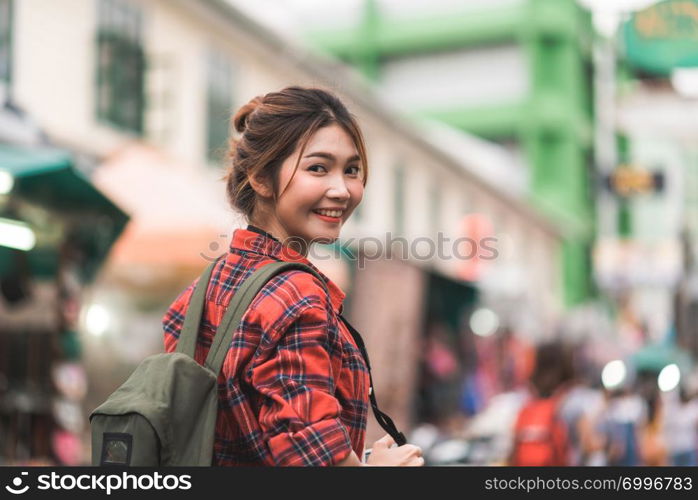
[423, 320, 461, 422]
[663, 386, 698, 466]
[639, 389, 667, 466]
[558, 375, 606, 464]
[509, 341, 574, 466]
[600, 386, 645, 466]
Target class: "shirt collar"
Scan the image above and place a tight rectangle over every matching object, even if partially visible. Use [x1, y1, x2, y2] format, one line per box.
[229, 226, 346, 314]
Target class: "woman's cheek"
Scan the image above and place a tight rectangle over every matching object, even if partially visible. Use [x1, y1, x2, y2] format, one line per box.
[299, 174, 326, 193]
[350, 183, 364, 205]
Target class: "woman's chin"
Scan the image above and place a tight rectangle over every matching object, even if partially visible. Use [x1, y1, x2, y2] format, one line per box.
[309, 229, 340, 245]
[307, 222, 341, 241]
[312, 235, 339, 245]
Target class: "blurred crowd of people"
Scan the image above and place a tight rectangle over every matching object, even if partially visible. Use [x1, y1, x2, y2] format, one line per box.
[510, 341, 698, 467]
[412, 334, 698, 466]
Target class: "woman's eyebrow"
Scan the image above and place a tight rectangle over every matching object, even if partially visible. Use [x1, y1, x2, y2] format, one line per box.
[303, 151, 360, 163]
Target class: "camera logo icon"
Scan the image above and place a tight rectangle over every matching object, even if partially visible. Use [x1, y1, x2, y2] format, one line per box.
[5, 472, 29, 495]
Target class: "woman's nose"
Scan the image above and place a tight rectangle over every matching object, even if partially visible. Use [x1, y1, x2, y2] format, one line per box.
[327, 175, 350, 200]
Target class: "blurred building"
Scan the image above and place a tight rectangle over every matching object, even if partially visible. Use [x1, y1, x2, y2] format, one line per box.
[301, 0, 596, 308]
[596, 0, 698, 367]
[0, 0, 128, 465]
[2, 0, 566, 453]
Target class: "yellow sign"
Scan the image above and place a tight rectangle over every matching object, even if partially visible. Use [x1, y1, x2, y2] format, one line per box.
[635, 1, 698, 40]
[607, 167, 662, 197]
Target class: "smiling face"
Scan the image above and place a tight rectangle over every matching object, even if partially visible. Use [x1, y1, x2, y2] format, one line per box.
[251, 123, 365, 253]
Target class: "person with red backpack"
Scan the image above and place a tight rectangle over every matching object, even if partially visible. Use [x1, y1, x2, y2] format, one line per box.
[509, 342, 574, 466]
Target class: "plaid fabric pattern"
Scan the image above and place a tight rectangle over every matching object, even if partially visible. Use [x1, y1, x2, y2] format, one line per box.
[162, 227, 369, 466]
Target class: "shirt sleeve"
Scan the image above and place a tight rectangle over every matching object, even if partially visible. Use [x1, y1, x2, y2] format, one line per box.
[162, 280, 197, 352]
[247, 272, 353, 466]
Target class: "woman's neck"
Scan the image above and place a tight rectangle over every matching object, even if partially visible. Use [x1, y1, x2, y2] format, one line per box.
[247, 220, 309, 257]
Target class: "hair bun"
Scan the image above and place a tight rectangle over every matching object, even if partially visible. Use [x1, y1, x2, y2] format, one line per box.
[233, 95, 264, 134]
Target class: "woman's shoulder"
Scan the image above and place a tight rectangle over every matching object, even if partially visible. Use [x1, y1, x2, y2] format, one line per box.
[244, 265, 334, 332]
[250, 267, 330, 311]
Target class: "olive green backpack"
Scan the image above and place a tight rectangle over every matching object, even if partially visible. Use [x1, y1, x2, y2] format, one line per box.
[89, 259, 329, 466]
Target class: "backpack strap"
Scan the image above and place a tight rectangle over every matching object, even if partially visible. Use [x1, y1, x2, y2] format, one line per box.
[179, 259, 407, 447]
[203, 261, 327, 375]
[175, 258, 220, 358]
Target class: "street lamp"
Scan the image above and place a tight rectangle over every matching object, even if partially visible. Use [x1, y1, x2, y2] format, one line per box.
[0, 217, 36, 251]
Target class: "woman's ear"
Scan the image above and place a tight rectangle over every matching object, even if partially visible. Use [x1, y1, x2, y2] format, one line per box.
[248, 174, 273, 198]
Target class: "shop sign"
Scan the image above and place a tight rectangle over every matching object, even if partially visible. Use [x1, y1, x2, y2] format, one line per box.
[623, 0, 698, 75]
[457, 213, 495, 282]
[604, 166, 664, 197]
[593, 238, 682, 289]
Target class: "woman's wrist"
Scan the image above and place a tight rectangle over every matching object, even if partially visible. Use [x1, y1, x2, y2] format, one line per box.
[335, 450, 363, 466]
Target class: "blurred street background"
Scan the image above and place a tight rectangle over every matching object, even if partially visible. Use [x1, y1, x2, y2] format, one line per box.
[2, 0, 698, 466]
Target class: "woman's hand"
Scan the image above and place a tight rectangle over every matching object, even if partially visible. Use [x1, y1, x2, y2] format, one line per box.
[365, 434, 424, 466]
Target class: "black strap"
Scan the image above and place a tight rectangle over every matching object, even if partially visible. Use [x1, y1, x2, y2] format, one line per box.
[178, 259, 407, 447]
[338, 313, 407, 447]
[175, 258, 219, 358]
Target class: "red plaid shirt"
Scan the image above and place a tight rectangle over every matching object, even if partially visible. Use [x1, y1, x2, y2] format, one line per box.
[162, 226, 369, 466]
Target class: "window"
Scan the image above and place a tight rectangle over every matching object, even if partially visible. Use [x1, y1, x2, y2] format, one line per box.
[393, 163, 405, 236]
[206, 49, 233, 163]
[0, 0, 12, 87]
[96, 0, 145, 134]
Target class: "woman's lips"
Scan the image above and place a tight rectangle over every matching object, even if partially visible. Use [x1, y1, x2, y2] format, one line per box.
[312, 211, 342, 223]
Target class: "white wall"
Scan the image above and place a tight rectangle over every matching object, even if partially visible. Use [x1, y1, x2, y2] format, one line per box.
[380, 45, 529, 111]
[10, 0, 563, 320]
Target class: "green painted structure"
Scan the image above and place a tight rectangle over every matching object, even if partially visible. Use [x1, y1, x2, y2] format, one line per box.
[305, 0, 595, 306]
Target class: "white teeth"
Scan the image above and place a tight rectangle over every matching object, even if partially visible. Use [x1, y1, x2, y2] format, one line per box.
[315, 209, 342, 218]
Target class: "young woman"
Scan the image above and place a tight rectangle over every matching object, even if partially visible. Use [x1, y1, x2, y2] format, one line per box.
[162, 86, 423, 466]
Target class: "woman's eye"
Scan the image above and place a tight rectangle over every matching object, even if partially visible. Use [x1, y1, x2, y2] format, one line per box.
[346, 165, 360, 176]
[308, 164, 327, 173]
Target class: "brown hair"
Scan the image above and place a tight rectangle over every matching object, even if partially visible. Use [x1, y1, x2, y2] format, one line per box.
[224, 86, 369, 221]
[529, 341, 575, 398]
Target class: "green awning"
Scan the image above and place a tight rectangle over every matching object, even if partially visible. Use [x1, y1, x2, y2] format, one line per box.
[0, 146, 127, 215]
[631, 343, 692, 373]
[0, 145, 129, 281]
